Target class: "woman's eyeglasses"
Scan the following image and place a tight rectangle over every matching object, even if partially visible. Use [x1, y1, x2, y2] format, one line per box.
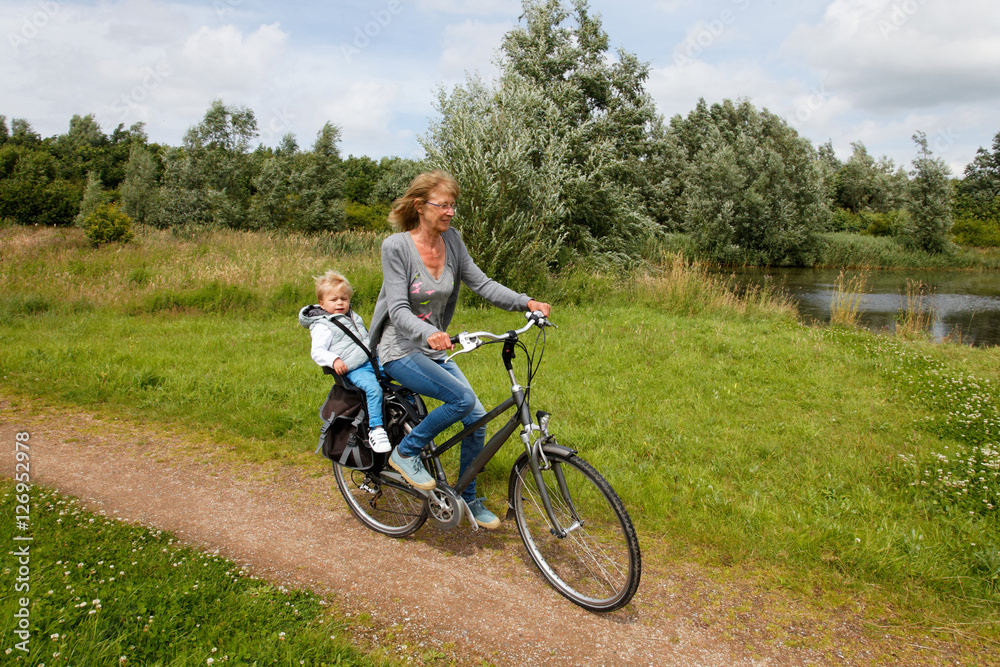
[426, 201, 456, 212]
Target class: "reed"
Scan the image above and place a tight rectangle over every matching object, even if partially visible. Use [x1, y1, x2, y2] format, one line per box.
[895, 279, 935, 340]
[829, 271, 868, 328]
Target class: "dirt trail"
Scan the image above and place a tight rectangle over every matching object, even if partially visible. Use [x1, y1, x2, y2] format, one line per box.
[1, 397, 943, 666]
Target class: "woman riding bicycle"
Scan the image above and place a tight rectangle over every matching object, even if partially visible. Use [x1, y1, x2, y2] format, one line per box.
[368, 169, 551, 530]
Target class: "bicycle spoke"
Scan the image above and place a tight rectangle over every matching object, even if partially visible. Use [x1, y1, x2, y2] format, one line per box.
[335, 465, 426, 537]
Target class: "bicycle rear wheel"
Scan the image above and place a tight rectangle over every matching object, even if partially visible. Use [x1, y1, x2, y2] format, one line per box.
[510, 451, 641, 612]
[334, 409, 428, 538]
[333, 464, 427, 537]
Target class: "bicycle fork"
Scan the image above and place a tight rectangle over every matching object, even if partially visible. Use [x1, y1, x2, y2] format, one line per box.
[519, 423, 583, 539]
[499, 338, 583, 539]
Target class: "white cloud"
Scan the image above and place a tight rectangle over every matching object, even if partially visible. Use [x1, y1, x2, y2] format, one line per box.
[653, 0, 694, 14]
[416, 0, 519, 16]
[438, 19, 507, 79]
[178, 23, 288, 87]
[785, 0, 1000, 111]
[1, 0, 996, 167]
[647, 58, 800, 120]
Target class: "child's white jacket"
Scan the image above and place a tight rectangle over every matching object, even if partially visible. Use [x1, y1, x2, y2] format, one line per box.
[298, 305, 372, 372]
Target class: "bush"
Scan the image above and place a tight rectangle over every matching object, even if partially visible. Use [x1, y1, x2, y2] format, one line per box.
[952, 216, 1000, 247]
[343, 201, 390, 231]
[83, 202, 134, 246]
[861, 209, 908, 237]
[829, 208, 866, 233]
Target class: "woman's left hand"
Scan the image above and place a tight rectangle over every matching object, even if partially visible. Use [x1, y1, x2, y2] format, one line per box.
[527, 300, 552, 317]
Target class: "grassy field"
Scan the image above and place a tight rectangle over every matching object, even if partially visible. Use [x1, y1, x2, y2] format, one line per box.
[2, 225, 999, 655]
[1, 480, 392, 666]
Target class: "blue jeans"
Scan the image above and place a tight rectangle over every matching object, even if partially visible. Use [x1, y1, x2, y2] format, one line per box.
[346, 361, 383, 429]
[384, 353, 486, 502]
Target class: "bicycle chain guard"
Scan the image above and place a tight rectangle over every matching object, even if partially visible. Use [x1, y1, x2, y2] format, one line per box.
[425, 485, 466, 530]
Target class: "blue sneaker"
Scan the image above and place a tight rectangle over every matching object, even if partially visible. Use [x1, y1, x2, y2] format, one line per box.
[388, 448, 436, 491]
[467, 498, 501, 530]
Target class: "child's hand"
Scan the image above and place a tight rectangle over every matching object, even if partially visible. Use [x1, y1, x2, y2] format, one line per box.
[333, 359, 348, 375]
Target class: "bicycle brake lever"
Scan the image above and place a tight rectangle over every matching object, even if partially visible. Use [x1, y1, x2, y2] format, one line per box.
[445, 332, 481, 361]
[458, 332, 480, 350]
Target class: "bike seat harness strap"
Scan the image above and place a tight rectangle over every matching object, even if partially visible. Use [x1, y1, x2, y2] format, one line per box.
[324, 314, 387, 384]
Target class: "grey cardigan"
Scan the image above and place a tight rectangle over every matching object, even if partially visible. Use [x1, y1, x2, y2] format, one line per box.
[369, 228, 531, 352]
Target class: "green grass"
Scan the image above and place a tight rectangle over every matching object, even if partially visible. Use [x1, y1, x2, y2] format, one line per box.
[2, 225, 1000, 647]
[0, 480, 389, 666]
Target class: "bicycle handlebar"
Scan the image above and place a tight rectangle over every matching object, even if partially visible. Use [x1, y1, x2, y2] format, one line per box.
[446, 311, 554, 361]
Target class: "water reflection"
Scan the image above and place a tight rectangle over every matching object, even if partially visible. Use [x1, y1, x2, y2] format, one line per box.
[726, 268, 1000, 347]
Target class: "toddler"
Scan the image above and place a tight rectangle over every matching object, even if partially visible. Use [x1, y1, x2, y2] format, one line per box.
[299, 270, 391, 453]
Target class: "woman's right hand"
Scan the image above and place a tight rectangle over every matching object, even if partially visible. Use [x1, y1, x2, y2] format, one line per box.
[427, 331, 454, 351]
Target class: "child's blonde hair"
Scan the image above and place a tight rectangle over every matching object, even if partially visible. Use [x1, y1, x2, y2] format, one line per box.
[315, 270, 353, 301]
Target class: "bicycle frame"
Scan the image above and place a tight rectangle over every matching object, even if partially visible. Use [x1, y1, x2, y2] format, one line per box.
[408, 318, 576, 537]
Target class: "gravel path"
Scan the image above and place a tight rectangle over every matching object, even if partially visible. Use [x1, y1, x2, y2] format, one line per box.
[1, 397, 963, 666]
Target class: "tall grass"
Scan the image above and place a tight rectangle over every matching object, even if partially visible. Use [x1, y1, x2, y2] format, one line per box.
[0, 225, 386, 317]
[818, 232, 1000, 270]
[895, 279, 936, 340]
[829, 271, 868, 327]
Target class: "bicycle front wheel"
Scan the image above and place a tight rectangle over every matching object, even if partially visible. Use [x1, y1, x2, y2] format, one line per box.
[510, 451, 641, 612]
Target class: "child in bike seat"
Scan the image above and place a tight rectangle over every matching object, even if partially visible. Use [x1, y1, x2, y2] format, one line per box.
[299, 270, 391, 453]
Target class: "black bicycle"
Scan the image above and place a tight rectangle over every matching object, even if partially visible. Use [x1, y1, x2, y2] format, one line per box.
[332, 312, 641, 612]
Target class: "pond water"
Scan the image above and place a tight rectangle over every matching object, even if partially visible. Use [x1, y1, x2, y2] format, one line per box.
[724, 268, 1000, 347]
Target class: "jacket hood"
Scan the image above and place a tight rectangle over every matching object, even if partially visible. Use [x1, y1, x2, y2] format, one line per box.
[299, 304, 333, 329]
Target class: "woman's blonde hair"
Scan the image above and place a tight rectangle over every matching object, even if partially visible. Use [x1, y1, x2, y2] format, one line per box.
[387, 169, 460, 231]
[315, 270, 353, 301]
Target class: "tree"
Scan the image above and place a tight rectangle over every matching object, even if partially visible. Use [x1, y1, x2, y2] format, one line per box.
[0, 116, 9, 145]
[120, 144, 159, 225]
[342, 155, 381, 203]
[668, 98, 829, 266]
[152, 100, 261, 228]
[424, 0, 662, 283]
[816, 140, 841, 205]
[0, 144, 80, 225]
[833, 142, 906, 214]
[954, 130, 1000, 223]
[184, 100, 257, 153]
[47, 115, 146, 190]
[249, 122, 346, 232]
[903, 131, 953, 254]
[74, 171, 109, 227]
[9, 119, 40, 146]
[369, 157, 425, 205]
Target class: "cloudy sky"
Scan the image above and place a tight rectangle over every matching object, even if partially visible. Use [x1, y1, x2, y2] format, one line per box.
[3, 0, 998, 173]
